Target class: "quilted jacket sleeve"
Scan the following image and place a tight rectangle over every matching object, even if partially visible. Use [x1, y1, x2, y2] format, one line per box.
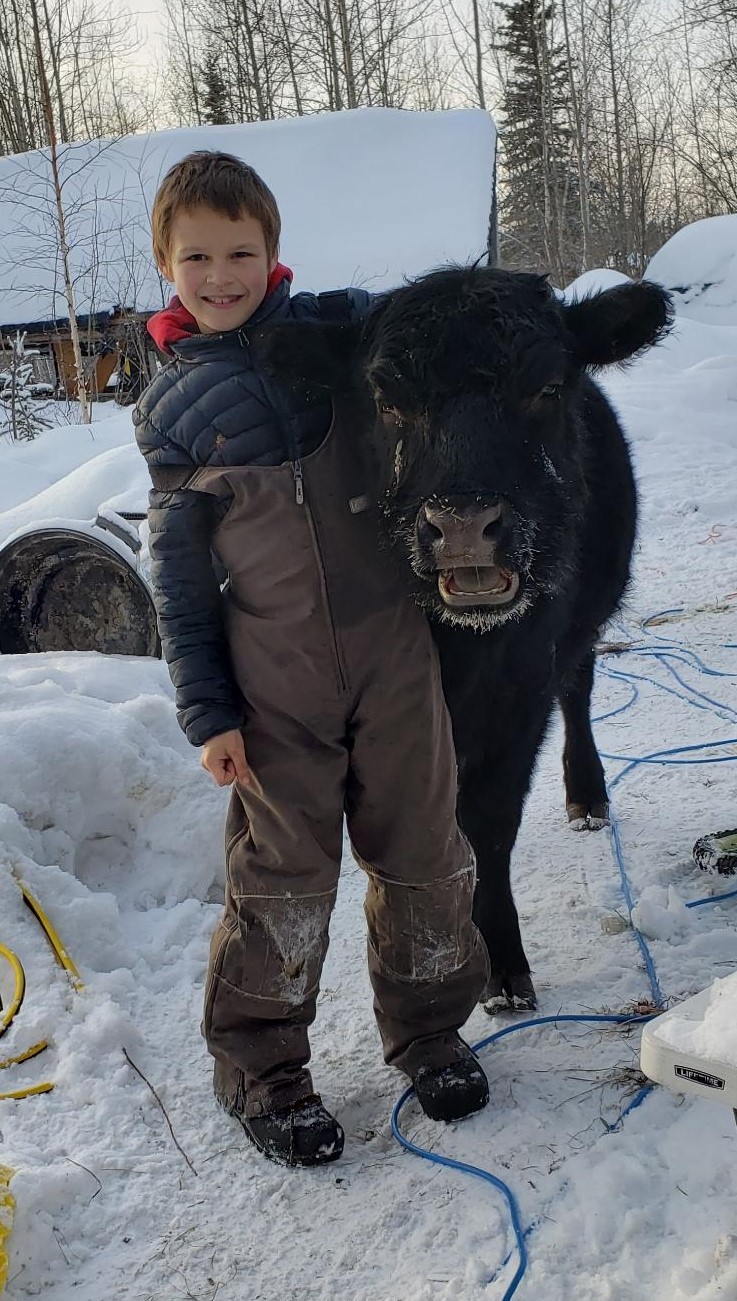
[133, 402, 246, 747]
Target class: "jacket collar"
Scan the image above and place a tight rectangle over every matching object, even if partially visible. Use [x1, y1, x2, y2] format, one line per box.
[147, 263, 294, 356]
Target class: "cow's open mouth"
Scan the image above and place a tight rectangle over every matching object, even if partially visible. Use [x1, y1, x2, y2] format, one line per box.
[438, 565, 520, 607]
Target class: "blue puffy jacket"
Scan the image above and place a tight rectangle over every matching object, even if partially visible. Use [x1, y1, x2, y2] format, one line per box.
[133, 278, 372, 745]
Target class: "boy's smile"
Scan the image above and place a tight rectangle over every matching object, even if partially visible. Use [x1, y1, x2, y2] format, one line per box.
[161, 206, 277, 334]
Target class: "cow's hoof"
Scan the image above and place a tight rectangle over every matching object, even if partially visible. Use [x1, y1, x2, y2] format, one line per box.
[481, 973, 537, 1015]
[567, 801, 610, 831]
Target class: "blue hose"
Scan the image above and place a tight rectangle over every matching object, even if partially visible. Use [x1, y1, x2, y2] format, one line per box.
[390, 609, 737, 1296]
[391, 1014, 658, 1299]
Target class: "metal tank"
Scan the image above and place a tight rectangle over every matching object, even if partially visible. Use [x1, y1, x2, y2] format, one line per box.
[0, 513, 160, 657]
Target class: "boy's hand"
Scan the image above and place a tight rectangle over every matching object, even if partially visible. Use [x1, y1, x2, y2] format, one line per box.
[201, 729, 251, 787]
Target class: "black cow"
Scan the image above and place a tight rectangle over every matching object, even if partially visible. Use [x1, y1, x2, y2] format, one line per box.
[262, 268, 672, 1012]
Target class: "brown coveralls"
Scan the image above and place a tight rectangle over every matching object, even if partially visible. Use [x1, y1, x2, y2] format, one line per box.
[190, 406, 489, 1117]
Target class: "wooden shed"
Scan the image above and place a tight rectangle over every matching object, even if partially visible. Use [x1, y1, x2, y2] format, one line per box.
[0, 307, 160, 405]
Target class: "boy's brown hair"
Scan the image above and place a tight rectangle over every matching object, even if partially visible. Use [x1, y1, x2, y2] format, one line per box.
[152, 151, 281, 269]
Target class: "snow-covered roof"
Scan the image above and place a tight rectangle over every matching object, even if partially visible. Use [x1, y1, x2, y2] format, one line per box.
[0, 108, 496, 329]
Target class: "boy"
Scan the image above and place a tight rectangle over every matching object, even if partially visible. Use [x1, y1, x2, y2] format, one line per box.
[134, 150, 490, 1168]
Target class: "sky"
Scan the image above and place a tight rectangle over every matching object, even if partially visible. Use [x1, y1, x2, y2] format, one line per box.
[1, 109, 737, 1301]
[121, 0, 169, 73]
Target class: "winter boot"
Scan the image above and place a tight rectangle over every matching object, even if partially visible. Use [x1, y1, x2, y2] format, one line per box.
[412, 1041, 489, 1122]
[222, 1091, 345, 1167]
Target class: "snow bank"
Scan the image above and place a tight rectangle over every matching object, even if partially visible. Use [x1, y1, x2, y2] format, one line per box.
[645, 214, 737, 323]
[0, 405, 133, 514]
[0, 441, 146, 547]
[563, 267, 633, 299]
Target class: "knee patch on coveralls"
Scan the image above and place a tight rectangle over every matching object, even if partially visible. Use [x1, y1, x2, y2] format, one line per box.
[364, 865, 477, 984]
[206, 891, 336, 1021]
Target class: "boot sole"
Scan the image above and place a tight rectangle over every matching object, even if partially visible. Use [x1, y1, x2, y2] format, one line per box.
[219, 1100, 345, 1168]
[240, 1116, 345, 1167]
[419, 1088, 490, 1123]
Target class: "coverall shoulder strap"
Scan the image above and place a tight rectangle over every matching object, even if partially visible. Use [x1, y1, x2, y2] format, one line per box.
[317, 290, 354, 323]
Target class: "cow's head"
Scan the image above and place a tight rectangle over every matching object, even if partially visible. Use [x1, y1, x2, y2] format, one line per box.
[260, 267, 672, 629]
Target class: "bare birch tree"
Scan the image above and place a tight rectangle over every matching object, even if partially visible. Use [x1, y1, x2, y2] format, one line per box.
[0, 0, 157, 156]
[29, 0, 91, 421]
[164, 0, 445, 123]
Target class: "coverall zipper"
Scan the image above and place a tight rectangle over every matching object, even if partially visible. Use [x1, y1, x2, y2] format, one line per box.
[293, 459, 304, 505]
[265, 369, 349, 696]
[292, 459, 347, 694]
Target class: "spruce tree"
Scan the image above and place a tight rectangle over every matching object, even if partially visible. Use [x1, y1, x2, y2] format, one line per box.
[0, 333, 51, 442]
[496, 0, 578, 283]
[201, 47, 231, 125]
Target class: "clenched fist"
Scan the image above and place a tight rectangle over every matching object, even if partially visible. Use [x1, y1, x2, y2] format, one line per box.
[201, 729, 251, 787]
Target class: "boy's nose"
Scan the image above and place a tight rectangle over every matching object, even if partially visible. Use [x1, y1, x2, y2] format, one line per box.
[206, 266, 235, 286]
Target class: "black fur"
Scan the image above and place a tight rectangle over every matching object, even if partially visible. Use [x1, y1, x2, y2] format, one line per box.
[260, 266, 672, 1010]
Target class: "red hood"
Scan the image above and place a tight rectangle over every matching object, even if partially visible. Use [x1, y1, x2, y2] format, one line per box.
[147, 262, 294, 353]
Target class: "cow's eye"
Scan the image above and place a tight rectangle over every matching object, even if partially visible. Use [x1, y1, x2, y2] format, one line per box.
[539, 383, 562, 400]
[379, 403, 403, 422]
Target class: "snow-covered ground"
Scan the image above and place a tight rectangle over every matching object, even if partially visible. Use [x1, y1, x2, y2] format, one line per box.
[1, 216, 737, 1301]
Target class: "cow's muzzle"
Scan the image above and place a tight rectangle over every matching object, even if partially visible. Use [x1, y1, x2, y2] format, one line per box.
[418, 498, 521, 609]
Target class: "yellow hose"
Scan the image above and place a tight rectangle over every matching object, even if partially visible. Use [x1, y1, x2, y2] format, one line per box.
[0, 884, 80, 1099]
[0, 945, 25, 1039]
[19, 886, 84, 993]
[0, 1042, 48, 1071]
[0, 1164, 14, 1293]
[0, 1083, 54, 1102]
[0, 940, 51, 1083]
[0, 881, 82, 1289]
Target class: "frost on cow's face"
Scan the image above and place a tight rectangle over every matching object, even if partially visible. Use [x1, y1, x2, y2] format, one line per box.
[362, 267, 670, 631]
[363, 271, 582, 630]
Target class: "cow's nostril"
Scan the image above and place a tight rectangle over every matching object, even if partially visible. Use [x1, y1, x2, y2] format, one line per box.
[481, 503, 504, 539]
[422, 503, 445, 541]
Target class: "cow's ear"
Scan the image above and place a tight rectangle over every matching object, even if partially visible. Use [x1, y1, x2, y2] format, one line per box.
[254, 320, 362, 394]
[564, 282, 673, 368]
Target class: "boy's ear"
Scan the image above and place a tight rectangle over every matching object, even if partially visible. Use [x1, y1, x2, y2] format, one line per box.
[253, 321, 362, 395]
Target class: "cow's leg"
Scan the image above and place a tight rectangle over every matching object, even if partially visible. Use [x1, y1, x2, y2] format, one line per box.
[558, 647, 609, 828]
[456, 691, 554, 1014]
[458, 772, 534, 1013]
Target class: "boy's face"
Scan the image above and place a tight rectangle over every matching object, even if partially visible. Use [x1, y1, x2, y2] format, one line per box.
[160, 205, 277, 333]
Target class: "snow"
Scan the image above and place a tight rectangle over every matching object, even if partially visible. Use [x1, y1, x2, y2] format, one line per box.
[0, 405, 139, 517]
[0, 108, 496, 327]
[1, 117, 737, 1300]
[653, 973, 737, 1070]
[645, 214, 737, 324]
[563, 268, 633, 299]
